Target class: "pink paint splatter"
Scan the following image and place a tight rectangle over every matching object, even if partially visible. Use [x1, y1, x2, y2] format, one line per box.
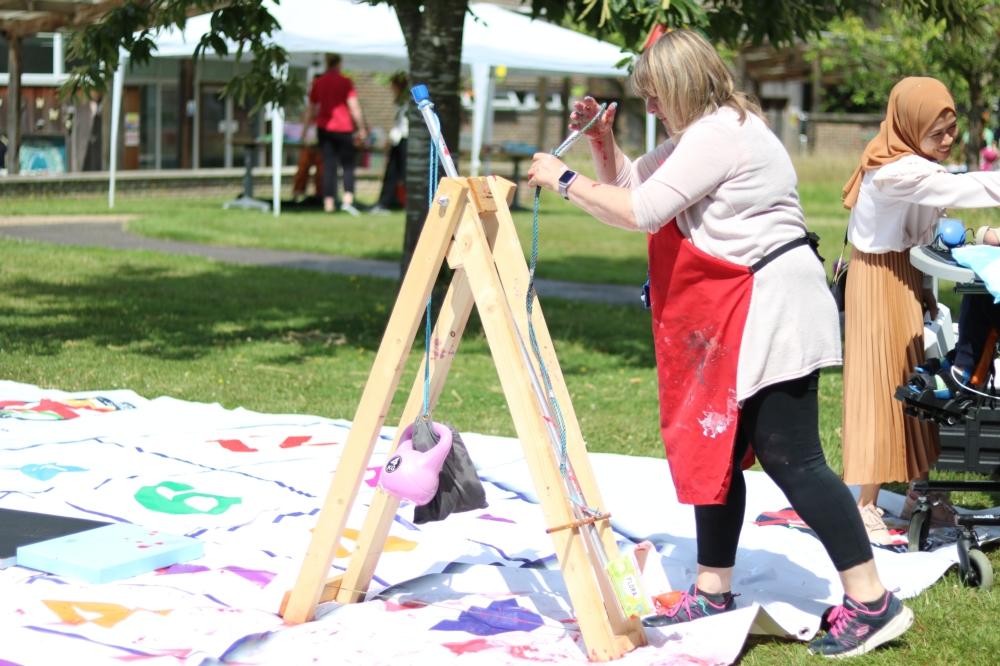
[158, 563, 210, 575]
[442, 638, 493, 655]
[507, 644, 560, 662]
[114, 649, 192, 661]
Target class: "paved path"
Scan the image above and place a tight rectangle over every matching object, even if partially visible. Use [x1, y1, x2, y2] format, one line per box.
[0, 219, 642, 306]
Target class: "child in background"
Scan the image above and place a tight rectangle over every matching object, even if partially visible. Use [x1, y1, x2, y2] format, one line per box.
[980, 141, 998, 172]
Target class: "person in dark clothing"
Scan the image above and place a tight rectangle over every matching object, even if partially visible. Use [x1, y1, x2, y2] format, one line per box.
[371, 72, 409, 213]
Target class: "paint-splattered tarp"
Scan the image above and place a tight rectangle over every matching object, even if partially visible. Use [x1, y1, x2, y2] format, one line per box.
[0, 381, 966, 665]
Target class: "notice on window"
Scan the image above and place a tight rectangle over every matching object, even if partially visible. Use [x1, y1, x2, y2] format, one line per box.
[124, 112, 140, 147]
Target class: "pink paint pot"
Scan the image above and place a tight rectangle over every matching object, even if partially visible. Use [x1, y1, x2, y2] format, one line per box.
[378, 421, 453, 505]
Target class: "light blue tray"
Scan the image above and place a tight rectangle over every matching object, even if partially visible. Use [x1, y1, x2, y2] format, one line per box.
[17, 523, 203, 583]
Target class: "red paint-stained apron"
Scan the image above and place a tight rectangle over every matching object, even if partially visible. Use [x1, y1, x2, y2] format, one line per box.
[647, 223, 812, 505]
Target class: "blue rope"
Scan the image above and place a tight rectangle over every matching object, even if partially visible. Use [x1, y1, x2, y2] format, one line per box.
[526, 108, 608, 514]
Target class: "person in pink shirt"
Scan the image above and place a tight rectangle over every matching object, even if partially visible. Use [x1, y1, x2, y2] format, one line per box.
[302, 53, 368, 215]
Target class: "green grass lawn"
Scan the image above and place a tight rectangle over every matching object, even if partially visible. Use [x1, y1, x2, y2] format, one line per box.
[0, 153, 867, 289]
[2, 153, 1000, 663]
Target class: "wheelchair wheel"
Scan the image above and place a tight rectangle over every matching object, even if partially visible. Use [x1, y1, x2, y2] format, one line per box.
[964, 549, 994, 590]
[907, 509, 930, 553]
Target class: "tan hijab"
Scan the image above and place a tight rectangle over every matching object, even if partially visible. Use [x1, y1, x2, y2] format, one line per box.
[842, 77, 956, 209]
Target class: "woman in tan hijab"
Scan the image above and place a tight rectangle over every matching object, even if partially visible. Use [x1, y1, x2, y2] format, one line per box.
[842, 77, 1000, 542]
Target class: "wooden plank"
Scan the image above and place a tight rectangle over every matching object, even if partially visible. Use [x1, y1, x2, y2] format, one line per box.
[0, 0, 123, 36]
[334, 177, 502, 604]
[486, 176, 619, 547]
[284, 175, 640, 660]
[454, 195, 639, 660]
[281, 178, 469, 624]
[335, 263, 479, 603]
[485, 176, 644, 646]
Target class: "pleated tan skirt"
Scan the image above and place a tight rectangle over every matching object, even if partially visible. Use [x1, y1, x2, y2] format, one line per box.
[842, 248, 939, 485]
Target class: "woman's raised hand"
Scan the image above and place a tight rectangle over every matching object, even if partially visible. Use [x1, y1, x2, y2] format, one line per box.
[570, 96, 617, 138]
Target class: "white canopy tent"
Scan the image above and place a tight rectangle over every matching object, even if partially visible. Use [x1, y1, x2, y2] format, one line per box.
[110, 0, 636, 213]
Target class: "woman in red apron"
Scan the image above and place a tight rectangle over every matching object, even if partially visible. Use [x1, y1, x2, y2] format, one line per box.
[528, 30, 912, 659]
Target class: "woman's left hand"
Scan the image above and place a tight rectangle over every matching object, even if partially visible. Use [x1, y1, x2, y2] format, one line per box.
[527, 153, 568, 192]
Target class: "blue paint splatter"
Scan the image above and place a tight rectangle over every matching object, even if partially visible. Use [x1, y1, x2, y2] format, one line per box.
[19, 463, 86, 481]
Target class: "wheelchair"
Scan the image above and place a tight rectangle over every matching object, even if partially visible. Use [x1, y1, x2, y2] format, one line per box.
[893, 242, 1000, 590]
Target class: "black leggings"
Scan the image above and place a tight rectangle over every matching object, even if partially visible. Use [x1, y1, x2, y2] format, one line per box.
[317, 129, 356, 201]
[695, 371, 873, 572]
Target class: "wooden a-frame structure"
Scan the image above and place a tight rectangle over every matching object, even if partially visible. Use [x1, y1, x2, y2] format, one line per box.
[280, 176, 646, 661]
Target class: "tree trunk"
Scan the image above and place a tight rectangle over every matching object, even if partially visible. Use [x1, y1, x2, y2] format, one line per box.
[965, 73, 984, 171]
[394, 0, 468, 279]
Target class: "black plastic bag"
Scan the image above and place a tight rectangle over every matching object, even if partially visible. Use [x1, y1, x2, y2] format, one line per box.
[409, 418, 488, 524]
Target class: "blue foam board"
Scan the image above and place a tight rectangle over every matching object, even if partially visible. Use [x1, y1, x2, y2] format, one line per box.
[16, 523, 203, 583]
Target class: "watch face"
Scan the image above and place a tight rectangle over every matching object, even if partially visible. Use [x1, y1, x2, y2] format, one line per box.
[559, 170, 577, 185]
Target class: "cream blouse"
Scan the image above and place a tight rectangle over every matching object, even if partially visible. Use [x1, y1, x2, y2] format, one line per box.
[610, 106, 842, 402]
[849, 155, 1000, 253]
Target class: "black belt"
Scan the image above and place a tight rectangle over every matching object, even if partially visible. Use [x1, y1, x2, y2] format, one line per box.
[749, 232, 822, 274]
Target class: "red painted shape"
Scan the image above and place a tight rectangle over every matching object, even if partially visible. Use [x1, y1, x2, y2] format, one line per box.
[213, 439, 258, 453]
[34, 399, 82, 419]
[278, 436, 313, 449]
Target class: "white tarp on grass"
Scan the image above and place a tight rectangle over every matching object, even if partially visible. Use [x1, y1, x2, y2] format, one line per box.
[0, 381, 964, 665]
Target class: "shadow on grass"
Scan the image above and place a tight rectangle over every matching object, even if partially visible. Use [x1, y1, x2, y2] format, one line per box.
[2, 249, 655, 370]
[529, 255, 648, 288]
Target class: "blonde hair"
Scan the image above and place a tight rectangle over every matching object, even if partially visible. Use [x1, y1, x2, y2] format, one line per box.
[631, 29, 761, 135]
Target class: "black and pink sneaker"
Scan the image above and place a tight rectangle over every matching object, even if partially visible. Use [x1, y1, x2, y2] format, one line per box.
[808, 591, 913, 658]
[641, 585, 735, 627]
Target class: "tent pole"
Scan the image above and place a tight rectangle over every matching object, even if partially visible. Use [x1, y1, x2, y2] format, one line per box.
[108, 55, 126, 209]
[560, 77, 571, 139]
[470, 63, 491, 177]
[271, 104, 283, 216]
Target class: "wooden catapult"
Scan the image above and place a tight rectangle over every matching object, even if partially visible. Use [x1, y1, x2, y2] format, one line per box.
[280, 176, 646, 661]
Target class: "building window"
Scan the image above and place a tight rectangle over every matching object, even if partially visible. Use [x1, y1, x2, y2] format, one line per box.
[0, 34, 56, 74]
